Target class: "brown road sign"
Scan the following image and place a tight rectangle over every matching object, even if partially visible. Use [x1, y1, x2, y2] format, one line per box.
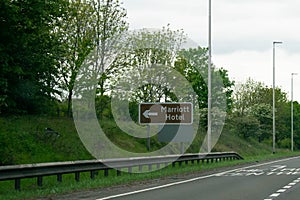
[139, 102, 193, 124]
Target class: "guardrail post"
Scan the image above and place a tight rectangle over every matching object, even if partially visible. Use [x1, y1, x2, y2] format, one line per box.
[117, 169, 121, 176]
[15, 178, 20, 191]
[148, 164, 152, 171]
[104, 169, 109, 177]
[75, 172, 80, 182]
[37, 176, 43, 187]
[57, 174, 62, 182]
[90, 171, 96, 179]
[156, 163, 160, 170]
[128, 167, 132, 174]
[139, 165, 143, 172]
[179, 161, 182, 167]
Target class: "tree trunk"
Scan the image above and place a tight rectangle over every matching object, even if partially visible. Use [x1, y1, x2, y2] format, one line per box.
[67, 89, 73, 117]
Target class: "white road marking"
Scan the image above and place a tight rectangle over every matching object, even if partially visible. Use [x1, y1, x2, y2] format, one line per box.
[265, 176, 300, 200]
[96, 156, 300, 200]
[283, 185, 292, 189]
[277, 189, 286, 193]
[270, 193, 280, 197]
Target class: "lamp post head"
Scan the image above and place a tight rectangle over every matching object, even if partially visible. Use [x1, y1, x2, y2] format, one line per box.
[292, 73, 298, 76]
[273, 41, 283, 44]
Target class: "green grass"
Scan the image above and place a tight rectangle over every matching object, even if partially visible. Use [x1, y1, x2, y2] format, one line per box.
[0, 116, 93, 165]
[0, 115, 283, 165]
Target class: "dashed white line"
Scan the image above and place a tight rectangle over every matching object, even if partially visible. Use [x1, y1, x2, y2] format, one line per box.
[270, 193, 280, 197]
[265, 177, 300, 200]
[283, 185, 292, 189]
[277, 189, 286, 193]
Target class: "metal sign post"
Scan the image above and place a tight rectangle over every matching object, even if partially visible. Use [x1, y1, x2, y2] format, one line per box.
[147, 125, 150, 151]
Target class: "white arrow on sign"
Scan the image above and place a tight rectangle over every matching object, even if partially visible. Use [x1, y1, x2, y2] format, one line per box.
[143, 110, 158, 118]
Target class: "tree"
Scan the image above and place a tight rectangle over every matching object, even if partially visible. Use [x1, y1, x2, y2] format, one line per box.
[175, 47, 234, 128]
[56, 0, 95, 116]
[249, 103, 272, 142]
[233, 115, 260, 139]
[0, 0, 68, 114]
[92, 0, 128, 118]
[231, 78, 290, 145]
[56, 0, 128, 117]
[233, 78, 265, 116]
[109, 25, 186, 103]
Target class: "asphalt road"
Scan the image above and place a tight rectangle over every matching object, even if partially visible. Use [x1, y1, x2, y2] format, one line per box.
[96, 156, 300, 200]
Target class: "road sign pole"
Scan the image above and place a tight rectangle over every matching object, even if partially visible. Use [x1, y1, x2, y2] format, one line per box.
[180, 142, 184, 154]
[147, 125, 150, 151]
[207, 0, 212, 153]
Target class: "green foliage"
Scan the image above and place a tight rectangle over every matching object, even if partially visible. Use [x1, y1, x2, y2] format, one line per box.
[109, 25, 186, 103]
[231, 115, 260, 139]
[95, 95, 113, 119]
[175, 47, 234, 128]
[231, 78, 299, 149]
[0, 0, 68, 114]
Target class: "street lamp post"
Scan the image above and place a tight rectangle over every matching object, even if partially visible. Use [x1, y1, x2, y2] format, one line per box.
[207, 0, 212, 152]
[291, 73, 297, 152]
[272, 41, 282, 154]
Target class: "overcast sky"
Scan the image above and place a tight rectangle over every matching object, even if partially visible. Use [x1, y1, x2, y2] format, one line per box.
[123, 0, 300, 102]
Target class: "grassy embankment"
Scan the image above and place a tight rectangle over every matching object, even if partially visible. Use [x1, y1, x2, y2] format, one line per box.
[0, 115, 299, 200]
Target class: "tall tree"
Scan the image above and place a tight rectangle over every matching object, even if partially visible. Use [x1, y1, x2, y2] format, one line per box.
[109, 25, 186, 103]
[231, 78, 290, 144]
[92, 0, 128, 117]
[57, 0, 128, 117]
[233, 78, 265, 116]
[0, 0, 68, 114]
[175, 47, 234, 128]
[57, 0, 95, 116]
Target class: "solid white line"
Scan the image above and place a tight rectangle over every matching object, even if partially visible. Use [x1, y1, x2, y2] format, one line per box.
[96, 156, 300, 200]
[96, 173, 219, 200]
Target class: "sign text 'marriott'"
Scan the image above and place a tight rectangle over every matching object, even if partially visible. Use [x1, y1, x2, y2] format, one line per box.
[139, 102, 193, 124]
